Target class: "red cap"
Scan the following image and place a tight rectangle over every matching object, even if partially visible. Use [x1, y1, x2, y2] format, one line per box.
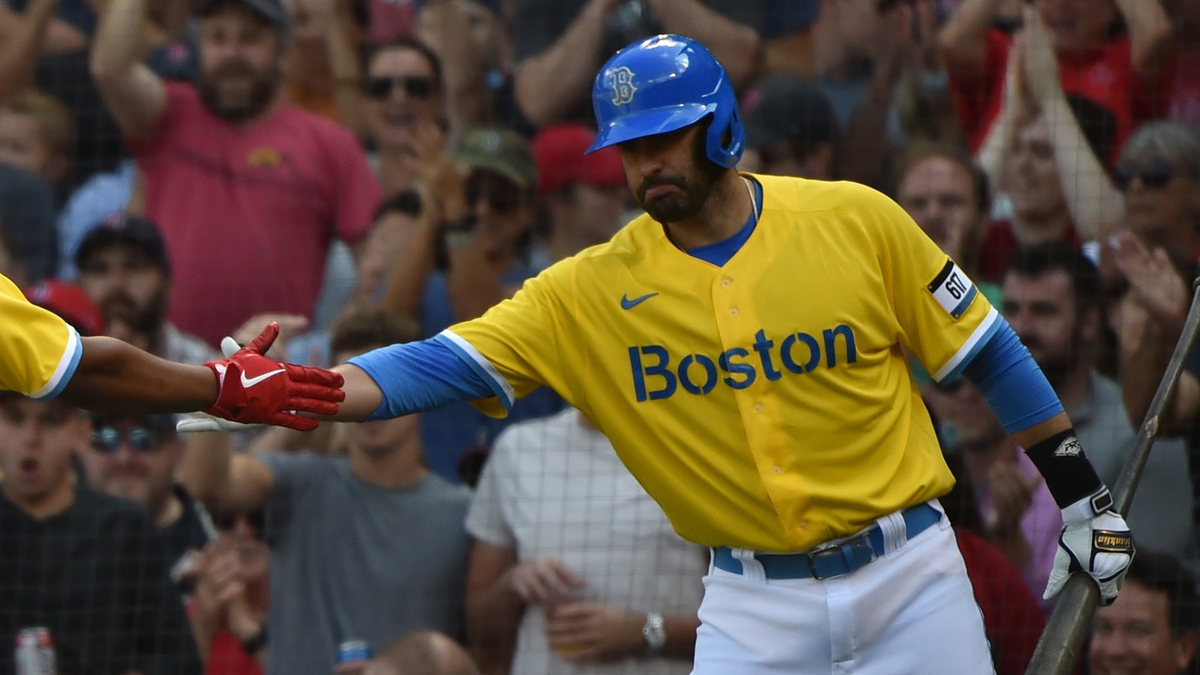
[24, 280, 106, 337]
[532, 124, 626, 196]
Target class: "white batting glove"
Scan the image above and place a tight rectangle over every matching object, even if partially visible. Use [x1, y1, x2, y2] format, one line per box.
[176, 411, 267, 434]
[1043, 488, 1134, 606]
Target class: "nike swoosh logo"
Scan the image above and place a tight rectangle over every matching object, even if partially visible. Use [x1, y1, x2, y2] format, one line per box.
[241, 368, 286, 388]
[621, 292, 659, 310]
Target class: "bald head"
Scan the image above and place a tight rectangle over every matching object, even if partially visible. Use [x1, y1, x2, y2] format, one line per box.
[364, 631, 479, 675]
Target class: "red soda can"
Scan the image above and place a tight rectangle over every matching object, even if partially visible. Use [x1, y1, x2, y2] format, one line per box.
[14, 627, 55, 675]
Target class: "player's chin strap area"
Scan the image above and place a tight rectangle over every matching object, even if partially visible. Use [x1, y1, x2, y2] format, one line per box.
[712, 502, 942, 581]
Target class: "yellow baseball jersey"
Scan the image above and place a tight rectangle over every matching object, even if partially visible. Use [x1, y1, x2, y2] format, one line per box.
[0, 272, 82, 399]
[446, 175, 998, 552]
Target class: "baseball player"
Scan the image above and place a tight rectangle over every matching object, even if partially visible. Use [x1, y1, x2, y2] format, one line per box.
[189, 36, 1133, 673]
[0, 271, 342, 426]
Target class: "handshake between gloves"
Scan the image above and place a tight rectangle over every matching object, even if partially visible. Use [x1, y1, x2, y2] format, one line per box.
[200, 322, 344, 431]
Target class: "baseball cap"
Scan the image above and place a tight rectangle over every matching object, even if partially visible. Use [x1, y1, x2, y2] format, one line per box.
[452, 127, 537, 190]
[531, 124, 626, 196]
[24, 280, 106, 337]
[75, 212, 171, 275]
[743, 77, 839, 150]
[196, 0, 288, 28]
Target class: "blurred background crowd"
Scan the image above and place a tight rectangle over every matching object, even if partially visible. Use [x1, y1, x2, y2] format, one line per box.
[3, 0, 1200, 673]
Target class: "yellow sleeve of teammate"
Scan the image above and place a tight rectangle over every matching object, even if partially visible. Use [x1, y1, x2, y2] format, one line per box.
[0, 273, 82, 399]
[442, 259, 578, 418]
[855, 185, 998, 382]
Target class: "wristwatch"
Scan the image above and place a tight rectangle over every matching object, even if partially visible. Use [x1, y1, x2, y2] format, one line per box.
[642, 612, 666, 654]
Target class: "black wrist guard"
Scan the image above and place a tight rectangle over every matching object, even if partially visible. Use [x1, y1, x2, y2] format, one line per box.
[1023, 428, 1105, 509]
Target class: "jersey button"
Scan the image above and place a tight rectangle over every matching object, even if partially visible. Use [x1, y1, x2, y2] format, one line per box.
[771, 465, 782, 475]
[753, 403, 764, 413]
[721, 277, 732, 288]
[728, 307, 739, 317]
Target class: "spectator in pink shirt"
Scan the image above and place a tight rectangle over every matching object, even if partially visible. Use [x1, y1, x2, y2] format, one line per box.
[90, 0, 382, 347]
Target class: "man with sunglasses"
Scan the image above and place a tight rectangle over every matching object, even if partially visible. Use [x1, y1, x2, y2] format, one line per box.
[77, 411, 220, 600]
[362, 38, 450, 200]
[1111, 122, 1200, 261]
[0, 391, 202, 674]
[91, 0, 382, 347]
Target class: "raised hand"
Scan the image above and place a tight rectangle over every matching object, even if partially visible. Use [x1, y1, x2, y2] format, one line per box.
[1020, 7, 1063, 106]
[1109, 231, 1189, 327]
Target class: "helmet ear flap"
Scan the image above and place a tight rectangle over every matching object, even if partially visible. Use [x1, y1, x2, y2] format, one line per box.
[706, 106, 745, 169]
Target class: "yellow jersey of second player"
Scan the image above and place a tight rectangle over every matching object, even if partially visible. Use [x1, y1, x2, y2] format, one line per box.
[447, 174, 998, 552]
[0, 272, 81, 399]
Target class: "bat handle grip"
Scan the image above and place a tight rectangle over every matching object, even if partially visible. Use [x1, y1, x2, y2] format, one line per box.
[1025, 575, 1100, 675]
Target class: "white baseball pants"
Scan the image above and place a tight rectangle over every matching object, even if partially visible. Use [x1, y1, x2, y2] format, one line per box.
[691, 504, 995, 675]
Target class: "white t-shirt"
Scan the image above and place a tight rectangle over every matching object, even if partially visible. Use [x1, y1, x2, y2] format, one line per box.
[466, 408, 706, 675]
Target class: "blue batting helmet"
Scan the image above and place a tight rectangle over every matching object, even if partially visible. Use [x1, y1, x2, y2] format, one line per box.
[586, 34, 744, 169]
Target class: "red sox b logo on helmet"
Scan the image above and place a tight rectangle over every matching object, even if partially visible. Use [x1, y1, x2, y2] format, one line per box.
[610, 66, 637, 105]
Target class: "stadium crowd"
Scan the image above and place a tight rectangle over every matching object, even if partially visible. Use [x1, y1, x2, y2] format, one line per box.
[2, 0, 1200, 673]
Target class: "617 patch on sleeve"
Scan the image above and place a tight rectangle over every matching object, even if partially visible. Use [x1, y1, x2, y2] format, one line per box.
[926, 260, 978, 320]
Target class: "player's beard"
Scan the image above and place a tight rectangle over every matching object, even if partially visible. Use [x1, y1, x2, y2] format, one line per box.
[635, 134, 725, 224]
[198, 59, 281, 124]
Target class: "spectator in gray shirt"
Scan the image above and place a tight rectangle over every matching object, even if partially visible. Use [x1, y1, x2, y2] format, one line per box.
[182, 308, 473, 675]
[1001, 243, 1197, 568]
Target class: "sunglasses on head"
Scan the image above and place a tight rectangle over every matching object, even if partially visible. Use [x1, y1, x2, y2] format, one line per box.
[90, 426, 163, 453]
[464, 171, 524, 215]
[365, 75, 435, 101]
[1114, 158, 1177, 191]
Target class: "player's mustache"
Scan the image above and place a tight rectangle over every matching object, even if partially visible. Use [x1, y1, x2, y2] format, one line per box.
[637, 175, 687, 202]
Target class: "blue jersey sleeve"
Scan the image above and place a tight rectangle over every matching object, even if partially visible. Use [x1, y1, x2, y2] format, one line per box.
[960, 316, 1064, 433]
[347, 335, 500, 421]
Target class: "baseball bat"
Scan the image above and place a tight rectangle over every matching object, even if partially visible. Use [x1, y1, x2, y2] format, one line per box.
[1024, 278, 1200, 675]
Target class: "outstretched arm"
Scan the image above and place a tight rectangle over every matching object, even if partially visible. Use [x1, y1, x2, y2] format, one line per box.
[63, 336, 217, 412]
[63, 324, 343, 431]
[330, 363, 385, 421]
[329, 333, 498, 422]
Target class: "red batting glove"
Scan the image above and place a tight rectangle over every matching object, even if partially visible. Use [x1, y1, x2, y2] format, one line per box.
[204, 322, 345, 431]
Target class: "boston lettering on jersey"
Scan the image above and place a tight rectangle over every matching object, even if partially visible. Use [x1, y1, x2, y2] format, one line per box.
[628, 326, 857, 402]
